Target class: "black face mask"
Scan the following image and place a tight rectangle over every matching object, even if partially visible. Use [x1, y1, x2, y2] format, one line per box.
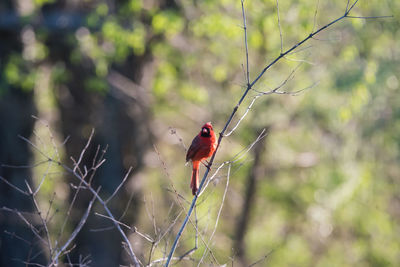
[201, 127, 211, 137]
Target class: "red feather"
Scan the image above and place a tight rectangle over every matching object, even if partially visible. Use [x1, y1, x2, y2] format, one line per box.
[186, 122, 217, 195]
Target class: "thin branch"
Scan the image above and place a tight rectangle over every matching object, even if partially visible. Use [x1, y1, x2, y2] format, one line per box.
[0, 207, 46, 245]
[312, 0, 320, 32]
[347, 0, 360, 14]
[4, 230, 32, 245]
[45, 192, 57, 223]
[1, 160, 50, 169]
[13, 260, 46, 267]
[150, 193, 158, 236]
[33, 154, 55, 195]
[149, 256, 193, 267]
[225, 63, 301, 137]
[106, 166, 133, 203]
[251, 1, 368, 89]
[94, 212, 132, 230]
[18, 135, 50, 161]
[0, 176, 29, 195]
[253, 81, 318, 97]
[346, 15, 393, 19]
[173, 207, 198, 265]
[25, 182, 53, 257]
[169, 127, 187, 151]
[287, 45, 313, 55]
[155, 210, 183, 247]
[61, 163, 141, 267]
[199, 162, 228, 195]
[224, 95, 259, 137]
[230, 129, 267, 163]
[198, 164, 231, 266]
[120, 191, 135, 220]
[272, 82, 318, 96]
[73, 128, 95, 173]
[31, 115, 61, 162]
[153, 144, 210, 260]
[89, 144, 108, 184]
[275, 0, 283, 53]
[247, 251, 274, 267]
[49, 190, 98, 267]
[132, 226, 155, 243]
[241, 0, 250, 85]
[143, 195, 157, 236]
[283, 56, 315, 65]
[56, 134, 100, 246]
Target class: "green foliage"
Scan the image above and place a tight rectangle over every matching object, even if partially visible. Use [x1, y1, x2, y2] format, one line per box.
[152, 10, 184, 37]
[85, 76, 108, 94]
[4, 54, 36, 91]
[33, 0, 56, 8]
[101, 19, 146, 59]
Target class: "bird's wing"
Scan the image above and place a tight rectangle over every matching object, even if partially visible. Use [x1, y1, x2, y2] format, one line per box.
[186, 135, 201, 162]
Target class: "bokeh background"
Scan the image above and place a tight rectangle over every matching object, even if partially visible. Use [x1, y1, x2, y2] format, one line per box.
[0, 0, 399, 266]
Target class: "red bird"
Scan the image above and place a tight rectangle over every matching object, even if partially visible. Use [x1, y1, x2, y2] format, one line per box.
[186, 122, 217, 195]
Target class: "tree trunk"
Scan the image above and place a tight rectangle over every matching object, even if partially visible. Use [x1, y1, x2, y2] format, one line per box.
[233, 127, 268, 265]
[0, 2, 45, 266]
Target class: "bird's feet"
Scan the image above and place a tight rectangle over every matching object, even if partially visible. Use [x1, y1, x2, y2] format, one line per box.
[201, 160, 211, 170]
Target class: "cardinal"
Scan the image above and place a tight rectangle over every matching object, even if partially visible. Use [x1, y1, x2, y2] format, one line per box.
[186, 122, 217, 195]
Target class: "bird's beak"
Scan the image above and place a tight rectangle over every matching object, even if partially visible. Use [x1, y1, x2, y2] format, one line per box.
[202, 128, 208, 134]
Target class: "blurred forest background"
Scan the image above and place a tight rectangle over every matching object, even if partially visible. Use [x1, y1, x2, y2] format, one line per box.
[0, 0, 399, 266]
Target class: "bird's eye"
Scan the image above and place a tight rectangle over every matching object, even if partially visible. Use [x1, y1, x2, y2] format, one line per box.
[201, 127, 210, 136]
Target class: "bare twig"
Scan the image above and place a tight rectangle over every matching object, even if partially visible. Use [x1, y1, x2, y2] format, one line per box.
[33, 154, 55, 195]
[275, 0, 283, 53]
[32, 115, 61, 162]
[94, 212, 132, 230]
[0, 176, 29, 195]
[4, 230, 32, 245]
[132, 226, 155, 243]
[241, 0, 250, 85]
[56, 131, 97, 247]
[224, 95, 259, 137]
[153, 144, 209, 250]
[25, 182, 53, 257]
[312, 0, 320, 32]
[230, 129, 267, 164]
[106, 166, 133, 203]
[18, 129, 142, 266]
[0, 207, 46, 245]
[198, 164, 231, 266]
[120, 191, 135, 220]
[49, 189, 98, 267]
[347, 0, 359, 13]
[62, 163, 141, 266]
[169, 127, 187, 151]
[346, 15, 393, 19]
[224, 61, 302, 136]
[18, 135, 49, 161]
[73, 128, 95, 173]
[1, 160, 50, 169]
[247, 251, 273, 267]
[199, 162, 228, 194]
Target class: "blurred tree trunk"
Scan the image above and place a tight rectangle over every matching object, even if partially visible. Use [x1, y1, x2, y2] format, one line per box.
[0, 1, 46, 266]
[41, 1, 154, 266]
[233, 128, 268, 265]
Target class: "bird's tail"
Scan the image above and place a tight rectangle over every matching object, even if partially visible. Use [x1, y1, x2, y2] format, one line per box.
[191, 161, 200, 195]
